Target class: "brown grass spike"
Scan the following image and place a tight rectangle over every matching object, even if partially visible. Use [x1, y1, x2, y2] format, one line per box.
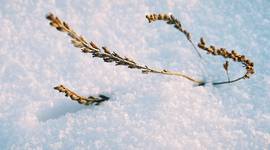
[54, 85, 109, 105]
[198, 37, 255, 85]
[46, 13, 204, 85]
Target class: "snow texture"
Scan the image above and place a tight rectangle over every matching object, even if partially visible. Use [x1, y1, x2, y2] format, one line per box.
[0, 0, 269, 149]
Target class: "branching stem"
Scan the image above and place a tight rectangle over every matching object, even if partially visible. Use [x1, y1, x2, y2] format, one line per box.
[47, 13, 254, 88]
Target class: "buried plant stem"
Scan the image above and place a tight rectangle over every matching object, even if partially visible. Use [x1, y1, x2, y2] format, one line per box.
[212, 76, 244, 85]
[198, 76, 244, 86]
[54, 85, 109, 105]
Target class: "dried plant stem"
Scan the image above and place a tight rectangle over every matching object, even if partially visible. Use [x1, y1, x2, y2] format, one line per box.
[46, 13, 204, 85]
[190, 41, 202, 58]
[198, 38, 255, 86]
[146, 13, 202, 58]
[54, 85, 109, 105]
[47, 12, 255, 88]
[212, 76, 244, 85]
[146, 69, 202, 83]
[225, 71, 230, 82]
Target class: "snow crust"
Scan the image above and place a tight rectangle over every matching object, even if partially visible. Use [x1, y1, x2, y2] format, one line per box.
[0, 0, 269, 149]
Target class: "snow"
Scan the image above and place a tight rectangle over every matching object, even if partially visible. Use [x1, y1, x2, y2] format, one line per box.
[0, 0, 269, 149]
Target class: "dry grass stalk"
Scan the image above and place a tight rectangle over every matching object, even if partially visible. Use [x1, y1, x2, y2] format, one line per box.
[46, 13, 203, 85]
[145, 13, 202, 58]
[47, 12, 254, 89]
[54, 85, 109, 105]
[198, 38, 255, 85]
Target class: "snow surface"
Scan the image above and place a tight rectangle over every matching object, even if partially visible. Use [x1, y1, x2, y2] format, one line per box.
[0, 0, 270, 149]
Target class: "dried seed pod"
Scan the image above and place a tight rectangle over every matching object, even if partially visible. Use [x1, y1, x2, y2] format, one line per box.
[81, 49, 88, 53]
[198, 43, 205, 49]
[186, 33, 191, 40]
[63, 22, 70, 30]
[148, 15, 154, 21]
[158, 14, 163, 19]
[173, 22, 180, 28]
[54, 17, 62, 24]
[50, 22, 59, 27]
[170, 14, 176, 21]
[65, 91, 72, 97]
[231, 50, 237, 56]
[90, 41, 99, 50]
[142, 70, 149, 74]
[70, 94, 79, 100]
[200, 38, 205, 45]
[78, 99, 87, 104]
[163, 14, 169, 20]
[56, 27, 65, 32]
[128, 65, 136, 69]
[71, 39, 83, 48]
[210, 45, 216, 50]
[102, 47, 111, 54]
[239, 55, 246, 62]
[246, 65, 253, 70]
[223, 61, 229, 71]
[46, 13, 54, 20]
[79, 36, 87, 43]
[153, 14, 158, 20]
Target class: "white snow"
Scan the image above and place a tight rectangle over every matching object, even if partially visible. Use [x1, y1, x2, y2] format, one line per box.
[0, 0, 269, 149]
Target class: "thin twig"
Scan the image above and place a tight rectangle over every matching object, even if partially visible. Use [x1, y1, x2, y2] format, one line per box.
[225, 71, 230, 82]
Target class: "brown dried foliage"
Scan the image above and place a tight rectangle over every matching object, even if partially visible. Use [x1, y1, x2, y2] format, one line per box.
[198, 37, 255, 85]
[54, 85, 109, 105]
[46, 13, 203, 84]
[47, 12, 255, 104]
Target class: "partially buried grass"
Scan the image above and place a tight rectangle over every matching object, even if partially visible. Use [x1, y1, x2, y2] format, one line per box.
[47, 12, 255, 105]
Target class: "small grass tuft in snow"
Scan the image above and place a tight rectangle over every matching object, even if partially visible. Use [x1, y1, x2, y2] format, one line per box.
[46, 12, 255, 105]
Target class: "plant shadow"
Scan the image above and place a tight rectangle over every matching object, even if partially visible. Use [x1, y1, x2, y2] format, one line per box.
[38, 100, 91, 122]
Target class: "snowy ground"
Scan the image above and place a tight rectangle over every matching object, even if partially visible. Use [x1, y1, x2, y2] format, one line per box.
[0, 0, 269, 149]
